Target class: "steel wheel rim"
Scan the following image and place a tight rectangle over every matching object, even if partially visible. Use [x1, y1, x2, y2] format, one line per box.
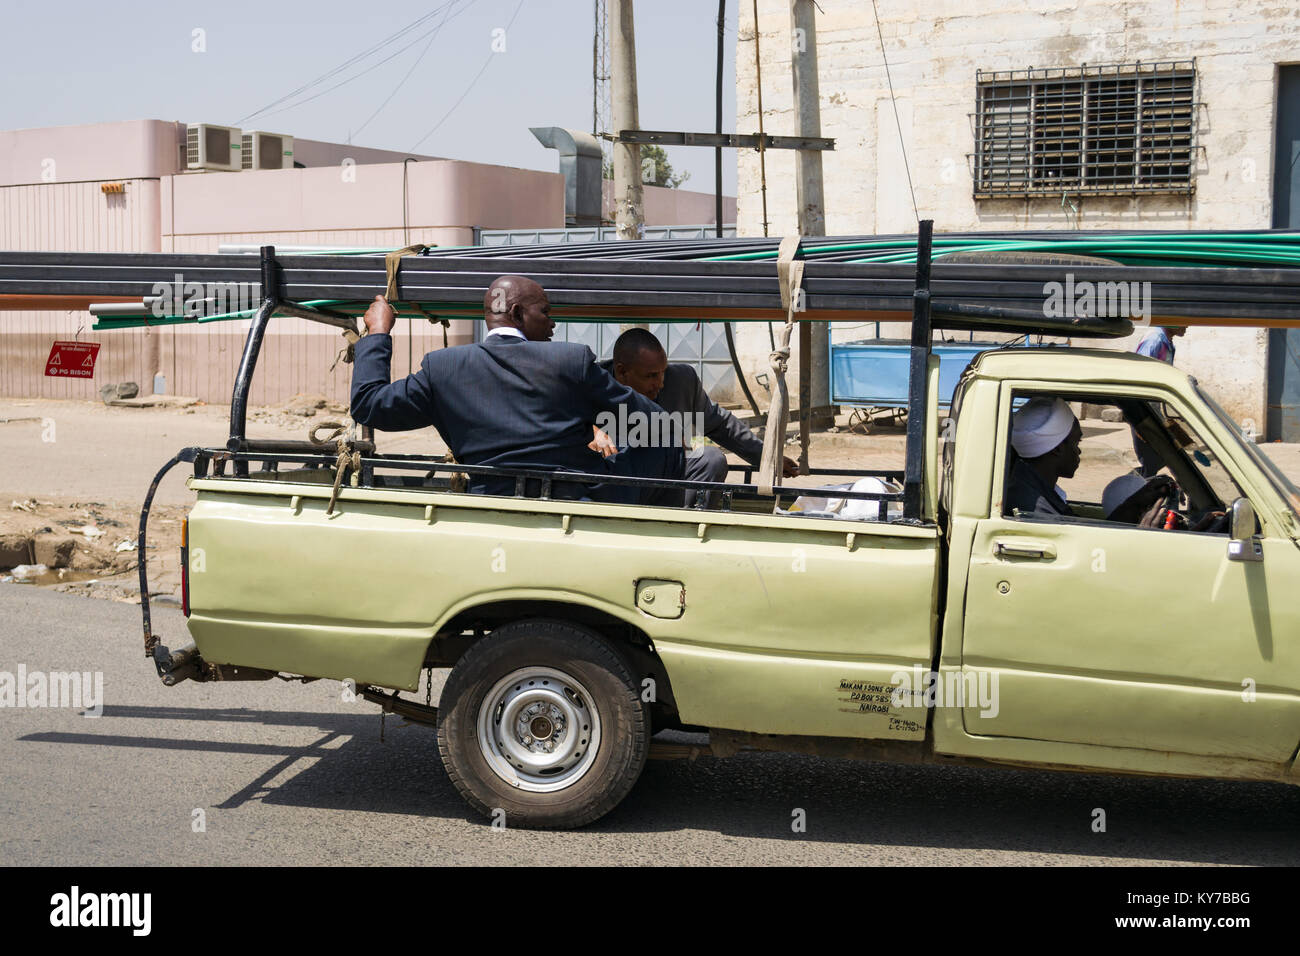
[476, 666, 602, 793]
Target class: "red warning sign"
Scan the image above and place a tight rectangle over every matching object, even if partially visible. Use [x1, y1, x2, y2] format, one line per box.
[44, 341, 101, 379]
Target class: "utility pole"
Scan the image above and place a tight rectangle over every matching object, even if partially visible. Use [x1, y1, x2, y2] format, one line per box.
[715, 0, 725, 239]
[593, 1, 611, 175]
[789, 0, 831, 463]
[610, 0, 644, 241]
[790, 0, 826, 238]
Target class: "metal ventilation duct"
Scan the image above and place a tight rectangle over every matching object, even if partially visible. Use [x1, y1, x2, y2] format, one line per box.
[530, 127, 603, 226]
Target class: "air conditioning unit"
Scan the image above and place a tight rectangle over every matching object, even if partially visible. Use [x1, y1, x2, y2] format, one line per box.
[186, 123, 242, 172]
[241, 131, 294, 170]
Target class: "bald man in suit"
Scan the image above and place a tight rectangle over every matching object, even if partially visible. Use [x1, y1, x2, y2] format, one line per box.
[351, 276, 684, 502]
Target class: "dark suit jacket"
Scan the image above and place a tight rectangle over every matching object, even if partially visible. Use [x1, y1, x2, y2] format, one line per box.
[1004, 457, 1073, 517]
[599, 359, 765, 464]
[352, 332, 664, 494]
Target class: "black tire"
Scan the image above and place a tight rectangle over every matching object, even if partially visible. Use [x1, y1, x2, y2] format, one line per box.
[436, 619, 649, 829]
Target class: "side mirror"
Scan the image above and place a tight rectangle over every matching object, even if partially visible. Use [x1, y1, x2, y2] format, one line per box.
[1227, 497, 1263, 563]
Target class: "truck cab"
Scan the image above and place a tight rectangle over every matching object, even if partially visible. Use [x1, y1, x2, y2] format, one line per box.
[935, 348, 1300, 783]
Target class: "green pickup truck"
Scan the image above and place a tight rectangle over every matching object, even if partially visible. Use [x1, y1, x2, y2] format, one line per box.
[146, 340, 1299, 828]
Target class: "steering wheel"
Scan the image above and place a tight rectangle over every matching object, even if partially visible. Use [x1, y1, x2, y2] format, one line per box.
[1185, 508, 1230, 534]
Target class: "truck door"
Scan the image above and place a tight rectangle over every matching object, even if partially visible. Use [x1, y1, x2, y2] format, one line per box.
[957, 385, 1300, 769]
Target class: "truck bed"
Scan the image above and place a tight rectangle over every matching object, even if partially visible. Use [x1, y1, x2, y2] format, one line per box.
[184, 472, 942, 741]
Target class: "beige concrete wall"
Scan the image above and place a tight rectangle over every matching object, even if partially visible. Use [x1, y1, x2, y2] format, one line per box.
[733, 0, 1300, 424]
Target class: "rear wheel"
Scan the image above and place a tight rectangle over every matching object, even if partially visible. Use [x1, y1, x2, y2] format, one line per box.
[437, 619, 649, 829]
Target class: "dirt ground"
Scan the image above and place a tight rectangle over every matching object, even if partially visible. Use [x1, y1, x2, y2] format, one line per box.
[2, 396, 1298, 605]
[0, 393, 388, 605]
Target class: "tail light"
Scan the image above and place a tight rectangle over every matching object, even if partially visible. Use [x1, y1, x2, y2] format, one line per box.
[180, 518, 190, 617]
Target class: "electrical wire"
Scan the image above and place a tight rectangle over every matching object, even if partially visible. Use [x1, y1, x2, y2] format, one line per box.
[408, 0, 527, 152]
[237, 2, 463, 125]
[351, 0, 470, 140]
[249, 2, 480, 126]
[870, 0, 919, 224]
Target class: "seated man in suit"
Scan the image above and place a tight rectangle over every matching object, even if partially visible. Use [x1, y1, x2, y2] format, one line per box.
[596, 328, 798, 493]
[350, 276, 683, 501]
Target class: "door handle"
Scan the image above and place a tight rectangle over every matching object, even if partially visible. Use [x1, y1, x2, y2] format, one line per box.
[993, 539, 1056, 560]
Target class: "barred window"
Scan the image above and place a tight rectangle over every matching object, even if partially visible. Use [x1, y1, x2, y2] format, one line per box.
[973, 60, 1198, 198]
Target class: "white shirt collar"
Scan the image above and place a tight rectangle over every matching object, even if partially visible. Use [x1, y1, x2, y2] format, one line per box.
[484, 326, 526, 341]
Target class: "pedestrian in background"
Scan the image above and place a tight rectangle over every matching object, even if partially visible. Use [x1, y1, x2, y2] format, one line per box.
[1131, 325, 1187, 475]
[1134, 325, 1186, 363]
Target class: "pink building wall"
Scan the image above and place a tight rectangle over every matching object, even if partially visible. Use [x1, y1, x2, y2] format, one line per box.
[2, 120, 736, 406]
[0, 119, 443, 187]
[164, 159, 564, 237]
[0, 177, 160, 400]
[0, 120, 180, 187]
[602, 180, 737, 227]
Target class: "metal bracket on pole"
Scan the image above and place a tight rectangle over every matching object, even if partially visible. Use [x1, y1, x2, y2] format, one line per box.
[274, 300, 359, 333]
[616, 130, 835, 151]
[902, 221, 934, 522]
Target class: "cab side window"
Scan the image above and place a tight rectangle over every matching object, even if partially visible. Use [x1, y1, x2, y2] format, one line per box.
[1001, 392, 1243, 534]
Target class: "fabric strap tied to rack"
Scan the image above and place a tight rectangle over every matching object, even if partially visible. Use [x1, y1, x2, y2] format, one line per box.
[755, 235, 804, 499]
[384, 243, 449, 348]
[310, 420, 363, 516]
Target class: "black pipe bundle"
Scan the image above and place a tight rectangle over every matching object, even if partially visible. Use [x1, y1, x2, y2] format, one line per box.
[6, 231, 1300, 336]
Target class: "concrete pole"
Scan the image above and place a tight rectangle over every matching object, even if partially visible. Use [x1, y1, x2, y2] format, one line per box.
[789, 0, 830, 464]
[790, 0, 826, 239]
[610, 0, 644, 242]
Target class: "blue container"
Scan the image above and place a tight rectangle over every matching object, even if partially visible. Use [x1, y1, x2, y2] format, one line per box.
[829, 340, 1007, 409]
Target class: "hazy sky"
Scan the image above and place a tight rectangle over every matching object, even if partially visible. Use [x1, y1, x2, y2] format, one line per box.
[2, 0, 740, 195]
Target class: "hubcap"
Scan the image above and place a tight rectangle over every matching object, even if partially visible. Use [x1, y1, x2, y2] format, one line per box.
[477, 667, 601, 792]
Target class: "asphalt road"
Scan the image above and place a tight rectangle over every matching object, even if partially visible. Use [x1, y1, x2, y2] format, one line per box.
[1, 586, 1296, 866]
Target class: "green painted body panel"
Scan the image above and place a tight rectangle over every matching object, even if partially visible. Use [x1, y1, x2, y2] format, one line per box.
[933, 349, 1300, 782]
[186, 483, 940, 739]
[180, 347, 1300, 784]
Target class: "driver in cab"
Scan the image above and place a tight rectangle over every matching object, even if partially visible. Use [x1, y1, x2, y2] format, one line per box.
[1006, 396, 1210, 530]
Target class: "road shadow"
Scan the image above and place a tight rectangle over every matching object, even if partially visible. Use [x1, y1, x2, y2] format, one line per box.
[19, 704, 1300, 864]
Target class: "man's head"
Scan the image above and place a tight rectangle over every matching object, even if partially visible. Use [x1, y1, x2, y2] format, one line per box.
[1165, 325, 1187, 338]
[1104, 470, 1176, 524]
[611, 328, 668, 400]
[1012, 397, 1083, 481]
[1103, 470, 1149, 521]
[484, 275, 553, 341]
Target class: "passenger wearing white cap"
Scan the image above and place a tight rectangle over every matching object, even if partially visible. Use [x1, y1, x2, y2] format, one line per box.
[1004, 397, 1083, 516]
[1103, 470, 1226, 531]
[1103, 470, 1176, 525]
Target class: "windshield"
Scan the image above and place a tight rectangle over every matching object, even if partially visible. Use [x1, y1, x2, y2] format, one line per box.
[1196, 384, 1300, 520]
